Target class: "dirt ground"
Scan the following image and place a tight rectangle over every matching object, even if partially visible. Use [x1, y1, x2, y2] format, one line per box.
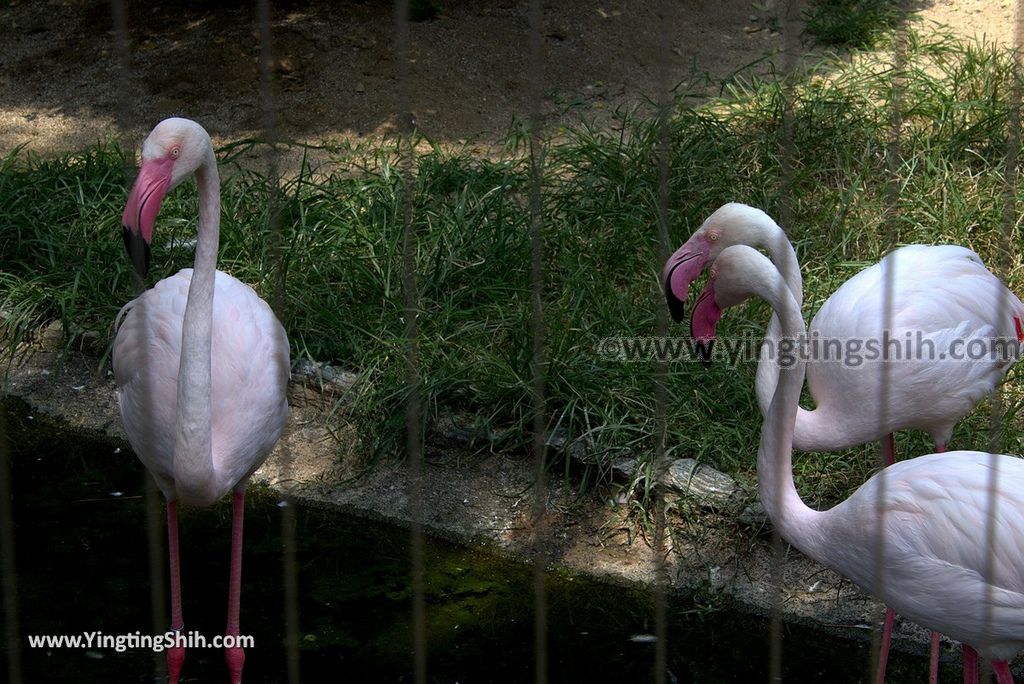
[0, 0, 1018, 158]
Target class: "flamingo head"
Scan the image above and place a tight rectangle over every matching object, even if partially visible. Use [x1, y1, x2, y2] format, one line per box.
[121, 118, 212, 278]
[690, 243, 781, 367]
[663, 202, 784, 323]
[663, 233, 714, 324]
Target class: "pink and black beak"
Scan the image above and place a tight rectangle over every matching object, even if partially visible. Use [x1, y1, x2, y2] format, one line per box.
[662, 239, 712, 323]
[690, 277, 721, 368]
[121, 157, 174, 279]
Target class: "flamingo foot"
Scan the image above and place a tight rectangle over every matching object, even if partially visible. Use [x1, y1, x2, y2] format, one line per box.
[167, 642, 185, 684]
[993, 660, 1014, 684]
[928, 631, 940, 684]
[963, 644, 979, 684]
[875, 606, 895, 684]
[225, 644, 245, 684]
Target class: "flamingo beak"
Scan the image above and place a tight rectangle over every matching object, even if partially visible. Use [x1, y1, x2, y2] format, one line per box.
[121, 157, 174, 279]
[690, 279, 721, 368]
[662, 240, 711, 323]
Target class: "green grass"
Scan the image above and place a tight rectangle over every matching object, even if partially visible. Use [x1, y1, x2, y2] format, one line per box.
[3, 29, 1024, 507]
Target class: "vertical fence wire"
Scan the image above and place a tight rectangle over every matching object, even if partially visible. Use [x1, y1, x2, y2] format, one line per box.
[107, 2, 170, 681]
[867, 18, 907, 684]
[253, 2, 302, 682]
[525, 2, 549, 682]
[768, 2, 804, 680]
[979, 2, 1024, 678]
[651, 1, 674, 682]
[391, 2, 427, 682]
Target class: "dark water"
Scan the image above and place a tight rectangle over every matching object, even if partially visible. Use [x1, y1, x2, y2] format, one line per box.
[0, 399, 952, 683]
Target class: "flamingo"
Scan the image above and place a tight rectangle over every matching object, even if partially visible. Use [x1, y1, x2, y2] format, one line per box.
[664, 203, 1024, 681]
[112, 118, 289, 684]
[663, 203, 1024, 458]
[694, 244, 1024, 683]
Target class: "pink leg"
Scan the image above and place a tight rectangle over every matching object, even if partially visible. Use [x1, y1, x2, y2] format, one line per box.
[167, 500, 185, 683]
[882, 433, 896, 466]
[928, 631, 940, 684]
[963, 644, 979, 684]
[929, 443, 948, 684]
[875, 606, 895, 684]
[993, 660, 1015, 684]
[225, 491, 246, 684]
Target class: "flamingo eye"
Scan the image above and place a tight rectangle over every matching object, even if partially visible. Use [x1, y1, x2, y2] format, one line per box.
[707, 232, 719, 242]
[170, 146, 181, 159]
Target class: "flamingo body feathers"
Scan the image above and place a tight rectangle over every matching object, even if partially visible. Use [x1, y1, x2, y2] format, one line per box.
[114, 268, 289, 506]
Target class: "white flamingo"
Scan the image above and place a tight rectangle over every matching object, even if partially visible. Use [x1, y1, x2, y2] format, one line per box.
[664, 203, 1024, 458]
[698, 244, 1024, 683]
[665, 203, 1024, 680]
[113, 118, 289, 684]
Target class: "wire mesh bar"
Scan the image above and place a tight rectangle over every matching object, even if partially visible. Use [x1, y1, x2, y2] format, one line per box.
[768, 2, 805, 681]
[253, 2, 302, 682]
[651, 0, 675, 682]
[865, 19, 909, 683]
[976, 3, 1024, 678]
[106, 2, 170, 680]
[524, 1, 550, 682]
[391, 2, 428, 682]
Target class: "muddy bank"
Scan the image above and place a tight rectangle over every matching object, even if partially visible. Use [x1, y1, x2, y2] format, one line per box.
[3, 342, 963, 670]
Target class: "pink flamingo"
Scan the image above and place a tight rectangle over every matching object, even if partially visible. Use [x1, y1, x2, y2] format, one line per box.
[694, 244, 1024, 683]
[664, 203, 1024, 681]
[113, 118, 289, 684]
[663, 203, 1024, 457]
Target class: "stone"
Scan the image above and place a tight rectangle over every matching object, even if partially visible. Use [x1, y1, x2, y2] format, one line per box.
[660, 458, 739, 506]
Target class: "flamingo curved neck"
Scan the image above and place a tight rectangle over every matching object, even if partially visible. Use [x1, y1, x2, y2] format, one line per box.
[755, 319, 862, 451]
[750, 226, 856, 451]
[757, 222, 802, 308]
[754, 274, 819, 545]
[173, 149, 221, 505]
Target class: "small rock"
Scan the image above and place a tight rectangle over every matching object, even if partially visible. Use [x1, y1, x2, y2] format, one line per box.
[738, 501, 769, 528]
[547, 427, 594, 463]
[37, 320, 64, 351]
[660, 458, 739, 505]
[610, 456, 638, 479]
[433, 412, 506, 447]
[291, 359, 358, 395]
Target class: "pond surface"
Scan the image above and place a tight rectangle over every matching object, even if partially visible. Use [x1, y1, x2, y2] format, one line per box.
[1, 399, 952, 683]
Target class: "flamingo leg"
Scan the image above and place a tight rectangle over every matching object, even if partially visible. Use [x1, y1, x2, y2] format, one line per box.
[927, 440, 947, 684]
[875, 606, 895, 684]
[882, 433, 896, 466]
[993, 660, 1014, 684]
[963, 644, 979, 684]
[167, 500, 185, 683]
[225, 490, 246, 684]
[928, 631, 940, 684]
